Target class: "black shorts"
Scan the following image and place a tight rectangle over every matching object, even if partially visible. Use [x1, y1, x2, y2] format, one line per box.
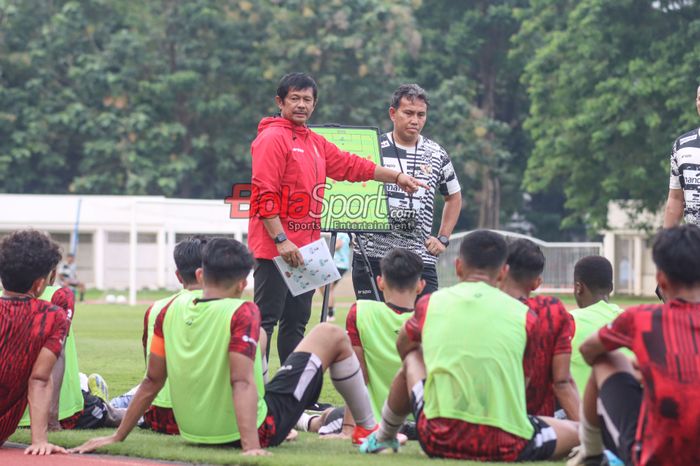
[59, 392, 108, 430]
[598, 372, 642, 465]
[409, 380, 557, 461]
[263, 352, 324, 447]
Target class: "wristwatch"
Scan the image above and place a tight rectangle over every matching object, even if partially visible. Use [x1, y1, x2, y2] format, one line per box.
[437, 235, 450, 247]
[273, 233, 288, 244]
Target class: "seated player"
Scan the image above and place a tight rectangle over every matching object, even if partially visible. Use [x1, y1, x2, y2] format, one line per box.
[361, 230, 579, 461]
[73, 237, 378, 455]
[140, 236, 207, 434]
[569, 256, 629, 392]
[17, 273, 123, 431]
[344, 248, 423, 434]
[500, 238, 579, 420]
[570, 225, 700, 466]
[0, 230, 68, 454]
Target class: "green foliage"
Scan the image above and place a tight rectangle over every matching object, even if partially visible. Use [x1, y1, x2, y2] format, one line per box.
[2, 0, 698, 237]
[521, 0, 700, 231]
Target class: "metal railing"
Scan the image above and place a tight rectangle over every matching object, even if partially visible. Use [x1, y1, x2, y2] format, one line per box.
[436, 230, 603, 293]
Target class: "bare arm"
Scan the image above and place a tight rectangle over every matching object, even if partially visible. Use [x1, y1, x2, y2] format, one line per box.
[663, 188, 685, 228]
[25, 348, 67, 455]
[580, 333, 609, 366]
[373, 167, 427, 193]
[47, 348, 66, 431]
[261, 217, 303, 267]
[230, 352, 269, 455]
[438, 192, 462, 237]
[396, 323, 421, 361]
[71, 353, 167, 453]
[551, 353, 579, 421]
[426, 192, 462, 256]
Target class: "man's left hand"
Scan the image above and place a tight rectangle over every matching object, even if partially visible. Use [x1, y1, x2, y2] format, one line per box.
[425, 236, 446, 256]
[397, 173, 428, 194]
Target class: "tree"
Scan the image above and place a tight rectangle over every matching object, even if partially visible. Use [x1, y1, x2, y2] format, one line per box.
[521, 0, 700, 231]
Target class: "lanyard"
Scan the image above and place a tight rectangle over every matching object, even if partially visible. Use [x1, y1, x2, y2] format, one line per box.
[391, 133, 419, 211]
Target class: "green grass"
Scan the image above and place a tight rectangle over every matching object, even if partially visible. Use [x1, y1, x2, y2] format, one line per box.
[9, 292, 654, 465]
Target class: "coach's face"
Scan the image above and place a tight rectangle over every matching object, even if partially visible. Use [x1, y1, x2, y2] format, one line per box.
[390, 97, 427, 145]
[276, 87, 316, 126]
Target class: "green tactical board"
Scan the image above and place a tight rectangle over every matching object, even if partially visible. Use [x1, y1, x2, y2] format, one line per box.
[310, 126, 391, 232]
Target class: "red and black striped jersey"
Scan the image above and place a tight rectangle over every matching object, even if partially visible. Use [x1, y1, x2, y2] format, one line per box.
[0, 296, 67, 444]
[599, 300, 700, 466]
[521, 295, 574, 416]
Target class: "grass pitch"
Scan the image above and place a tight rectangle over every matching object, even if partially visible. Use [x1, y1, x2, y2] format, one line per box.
[9, 290, 655, 465]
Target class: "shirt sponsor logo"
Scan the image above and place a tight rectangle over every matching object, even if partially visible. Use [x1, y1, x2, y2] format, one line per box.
[381, 140, 391, 148]
[292, 147, 305, 153]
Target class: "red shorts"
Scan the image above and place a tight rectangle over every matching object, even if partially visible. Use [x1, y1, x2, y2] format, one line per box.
[143, 405, 179, 435]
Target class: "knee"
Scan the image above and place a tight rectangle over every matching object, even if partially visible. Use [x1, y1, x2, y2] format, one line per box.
[591, 351, 634, 387]
[315, 322, 347, 343]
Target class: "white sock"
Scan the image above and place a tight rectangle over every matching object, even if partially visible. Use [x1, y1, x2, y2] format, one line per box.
[294, 412, 319, 432]
[377, 401, 406, 442]
[579, 403, 604, 457]
[330, 354, 376, 429]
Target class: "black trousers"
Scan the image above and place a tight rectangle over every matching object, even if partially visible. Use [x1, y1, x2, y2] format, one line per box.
[254, 259, 315, 365]
[351, 254, 438, 302]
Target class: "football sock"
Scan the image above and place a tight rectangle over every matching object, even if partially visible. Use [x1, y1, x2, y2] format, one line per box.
[579, 403, 604, 457]
[330, 354, 375, 429]
[377, 401, 406, 442]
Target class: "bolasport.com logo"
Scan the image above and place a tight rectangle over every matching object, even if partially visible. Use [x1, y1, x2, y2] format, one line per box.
[224, 183, 416, 232]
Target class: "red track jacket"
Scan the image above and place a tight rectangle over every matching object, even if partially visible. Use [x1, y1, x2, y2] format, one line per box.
[248, 116, 376, 259]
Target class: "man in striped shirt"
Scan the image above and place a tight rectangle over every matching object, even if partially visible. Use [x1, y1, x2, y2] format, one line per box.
[352, 84, 462, 302]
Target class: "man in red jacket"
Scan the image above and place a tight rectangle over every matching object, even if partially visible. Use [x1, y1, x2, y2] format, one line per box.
[250, 72, 423, 367]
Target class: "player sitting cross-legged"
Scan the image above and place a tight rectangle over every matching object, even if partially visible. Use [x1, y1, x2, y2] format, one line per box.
[569, 225, 700, 466]
[360, 230, 579, 461]
[500, 238, 579, 420]
[0, 230, 68, 455]
[73, 237, 377, 456]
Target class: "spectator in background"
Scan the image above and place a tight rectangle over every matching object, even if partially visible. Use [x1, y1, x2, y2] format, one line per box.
[59, 253, 86, 302]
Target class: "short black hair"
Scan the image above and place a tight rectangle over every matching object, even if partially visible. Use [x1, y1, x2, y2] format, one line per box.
[653, 225, 700, 286]
[459, 230, 508, 271]
[379, 248, 424, 291]
[174, 235, 208, 284]
[390, 83, 429, 109]
[506, 239, 545, 283]
[277, 72, 318, 102]
[574, 256, 613, 295]
[201, 237, 254, 286]
[0, 230, 62, 293]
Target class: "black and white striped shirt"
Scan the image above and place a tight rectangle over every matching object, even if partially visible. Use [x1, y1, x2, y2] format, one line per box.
[354, 132, 461, 266]
[670, 127, 700, 225]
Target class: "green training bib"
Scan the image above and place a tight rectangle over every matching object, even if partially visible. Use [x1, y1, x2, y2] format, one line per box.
[19, 286, 83, 426]
[163, 293, 267, 444]
[355, 300, 413, 420]
[570, 300, 631, 391]
[422, 281, 534, 439]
